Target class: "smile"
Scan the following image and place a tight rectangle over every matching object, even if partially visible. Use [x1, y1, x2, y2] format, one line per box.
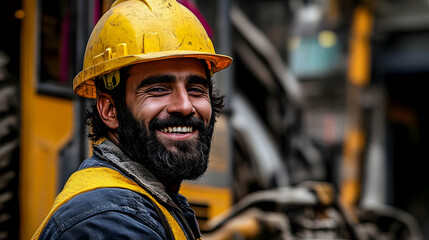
[160, 126, 193, 133]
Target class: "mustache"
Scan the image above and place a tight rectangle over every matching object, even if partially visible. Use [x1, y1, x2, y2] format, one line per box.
[148, 115, 205, 131]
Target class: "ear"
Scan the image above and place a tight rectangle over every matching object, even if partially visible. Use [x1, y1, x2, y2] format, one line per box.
[97, 93, 119, 130]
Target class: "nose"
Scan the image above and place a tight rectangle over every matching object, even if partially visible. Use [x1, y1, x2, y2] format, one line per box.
[167, 86, 195, 116]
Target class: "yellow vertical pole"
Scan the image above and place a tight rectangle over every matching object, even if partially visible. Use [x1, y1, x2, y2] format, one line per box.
[20, 0, 74, 238]
[19, 0, 39, 237]
[340, 6, 374, 212]
[348, 6, 373, 87]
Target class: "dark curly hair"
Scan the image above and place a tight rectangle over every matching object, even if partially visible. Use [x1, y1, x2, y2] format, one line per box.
[85, 62, 225, 143]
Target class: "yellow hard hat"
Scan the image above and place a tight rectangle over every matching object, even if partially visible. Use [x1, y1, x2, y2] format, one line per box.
[73, 0, 233, 98]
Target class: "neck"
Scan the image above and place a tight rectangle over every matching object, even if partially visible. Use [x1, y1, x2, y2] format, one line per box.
[107, 131, 120, 146]
[161, 180, 182, 194]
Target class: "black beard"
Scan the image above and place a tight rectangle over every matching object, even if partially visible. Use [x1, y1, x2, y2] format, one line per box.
[116, 105, 215, 184]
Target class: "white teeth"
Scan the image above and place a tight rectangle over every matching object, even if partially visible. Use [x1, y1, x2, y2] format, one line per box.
[161, 126, 193, 133]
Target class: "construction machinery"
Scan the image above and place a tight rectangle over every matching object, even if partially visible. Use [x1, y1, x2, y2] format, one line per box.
[0, 0, 426, 239]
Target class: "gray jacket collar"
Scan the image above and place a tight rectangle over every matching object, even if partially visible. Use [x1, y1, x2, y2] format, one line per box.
[93, 139, 178, 207]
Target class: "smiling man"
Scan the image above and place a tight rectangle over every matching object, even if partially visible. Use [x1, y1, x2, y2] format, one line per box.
[32, 0, 232, 239]
[109, 59, 218, 193]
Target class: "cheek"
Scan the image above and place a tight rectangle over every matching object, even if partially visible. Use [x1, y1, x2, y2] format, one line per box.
[193, 99, 212, 124]
[133, 99, 167, 128]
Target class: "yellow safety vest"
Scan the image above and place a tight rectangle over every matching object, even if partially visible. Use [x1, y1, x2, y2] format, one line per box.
[32, 167, 187, 240]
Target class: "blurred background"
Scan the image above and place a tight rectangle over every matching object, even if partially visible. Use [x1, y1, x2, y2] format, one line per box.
[1, 0, 428, 239]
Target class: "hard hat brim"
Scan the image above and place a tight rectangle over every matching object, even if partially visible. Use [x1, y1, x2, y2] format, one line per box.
[73, 51, 233, 99]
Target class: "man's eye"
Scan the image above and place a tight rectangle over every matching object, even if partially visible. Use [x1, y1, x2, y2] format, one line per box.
[148, 87, 167, 93]
[188, 86, 207, 93]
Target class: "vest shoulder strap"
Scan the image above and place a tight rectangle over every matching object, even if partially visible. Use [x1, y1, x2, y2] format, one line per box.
[32, 167, 187, 240]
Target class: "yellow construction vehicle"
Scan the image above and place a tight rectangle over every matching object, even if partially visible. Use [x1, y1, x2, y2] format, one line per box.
[0, 0, 426, 239]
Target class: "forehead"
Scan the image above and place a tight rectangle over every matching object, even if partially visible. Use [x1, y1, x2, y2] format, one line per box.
[127, 58, 207, 85]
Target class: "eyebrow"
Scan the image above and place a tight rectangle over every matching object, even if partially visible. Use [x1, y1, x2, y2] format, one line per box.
[137, 75, 174, 89]
[137, 74, 209, 89]
[188, 75, 209, 88]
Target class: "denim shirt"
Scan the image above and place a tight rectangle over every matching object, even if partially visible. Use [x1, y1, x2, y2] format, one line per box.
[39, 140, 202, 240]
